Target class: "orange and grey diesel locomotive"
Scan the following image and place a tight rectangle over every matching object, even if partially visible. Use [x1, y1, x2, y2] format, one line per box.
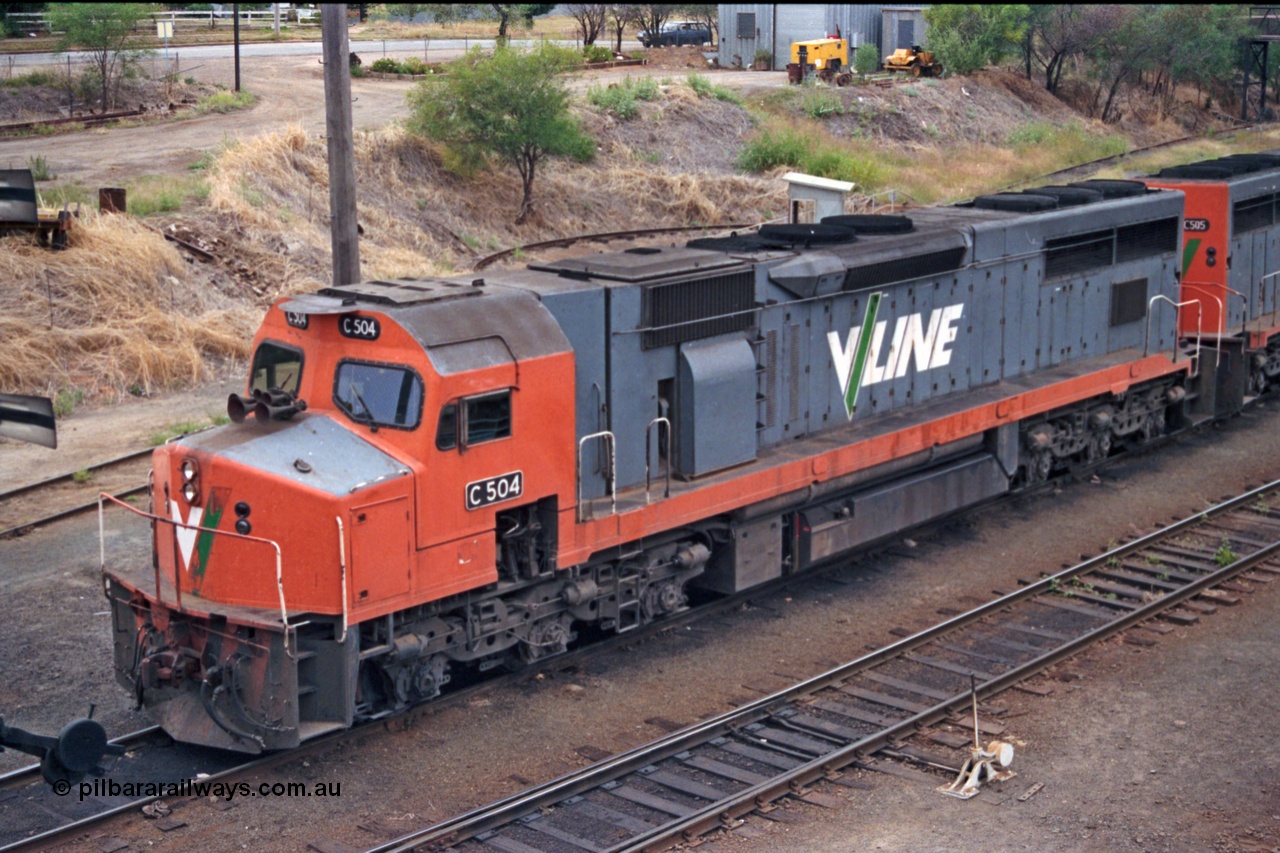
[105, 179, 1233, 753]
[1142, 150, 1280, 400]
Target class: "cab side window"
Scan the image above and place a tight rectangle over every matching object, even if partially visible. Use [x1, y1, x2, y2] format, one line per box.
[436, 391, 511, 450]
[466, 391, 511, 444]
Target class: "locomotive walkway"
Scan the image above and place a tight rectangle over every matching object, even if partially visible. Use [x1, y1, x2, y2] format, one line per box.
[367, 479, 1280, 853]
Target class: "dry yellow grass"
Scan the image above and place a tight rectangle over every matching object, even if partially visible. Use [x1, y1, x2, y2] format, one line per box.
[0, 213, 256, 396]
[204, 122, 785, 282]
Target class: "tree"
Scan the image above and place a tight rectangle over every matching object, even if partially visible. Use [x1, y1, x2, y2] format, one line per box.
[923, 4, 1028, 76]
[489, 3, 554, 41]
[1024, 5, 1112, 94]
[682, 4, 718, 45]
[632, 3, 675, 46]
[565, 3, 607, 45]
[407, 44, 594, 223]
[607, 5, 637, 53]
[45, 2, 152, 112]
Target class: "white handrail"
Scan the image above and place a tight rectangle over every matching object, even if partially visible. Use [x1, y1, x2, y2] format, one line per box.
[577, 431, 616, 521]
[1145, 295, 1211, 376]
[98, 492, 293, 655]
[335, 515, 348, 644]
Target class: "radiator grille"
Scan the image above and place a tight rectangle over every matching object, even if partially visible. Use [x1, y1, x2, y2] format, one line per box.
[1233, 194, 1275, 234]
[842, 247, 966, 292]
[1045, 229, 1114, 278]
[641, 270, 755, 349]
[1116, 217, 1178, 262]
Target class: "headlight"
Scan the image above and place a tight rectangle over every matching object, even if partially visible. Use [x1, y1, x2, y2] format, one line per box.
[182, 481, 200, 505]
[181, 459, 198, 481]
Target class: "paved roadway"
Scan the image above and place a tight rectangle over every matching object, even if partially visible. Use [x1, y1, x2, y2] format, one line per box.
[6, 37, 646, 66]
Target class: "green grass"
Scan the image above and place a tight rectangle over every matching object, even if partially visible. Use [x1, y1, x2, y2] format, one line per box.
[72, 468, 94, 484]
[53, 387, 85, 418]
[736, 124, 885, 188]
[27, 154, 53, 181]
[1214, 538, 1237, 568]
[147, 414, 230, 447]
[801, 87, 844, 119]
[127, 174, 207, 217]
[686, 73, 743, 105]
[40, 182, 93, 209]
[586, 75, 660, 120]
[194, 89, 256, 114]
[0, 70, 57, 89]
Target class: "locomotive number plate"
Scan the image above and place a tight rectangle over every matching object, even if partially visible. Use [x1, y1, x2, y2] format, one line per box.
[466, 471, 523, 511]
[339, 314, 381, 340]
[284, 311, 309, 329]
[1184, 218, 1211, 232]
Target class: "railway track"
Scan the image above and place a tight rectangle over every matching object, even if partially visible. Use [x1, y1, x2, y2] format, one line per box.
[0, 426, 218, 539]
[368, 478, 1280, 853]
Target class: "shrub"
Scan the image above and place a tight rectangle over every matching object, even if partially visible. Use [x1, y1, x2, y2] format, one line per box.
[28, 154, 53, 181]
[587, 75, 659, 120]
[400, 56, 429, 75]
[686, 72, 712, 97]
[802, 88, 843, 119]
[370, 57, 401, 73]
[854, 44, 881, 77]
[1, 70, 58, 89]
[737, 126, 884, 188]
[1006, 120, 1054, 146]
[583, 44, 613, 64]
[736, 126, 811, 172]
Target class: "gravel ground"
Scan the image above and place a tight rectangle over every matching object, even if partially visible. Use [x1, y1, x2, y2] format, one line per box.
[2, 394, 1279, 852]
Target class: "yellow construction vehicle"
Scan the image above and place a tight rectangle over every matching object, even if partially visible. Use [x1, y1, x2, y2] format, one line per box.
[788, 37, 853, 86]
[883, 45, 941, 77]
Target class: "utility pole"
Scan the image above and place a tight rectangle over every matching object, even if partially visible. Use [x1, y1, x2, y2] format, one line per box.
[322, 4, 361, 286]
[273, 3, 280, 37]
[233, 3, 241, 92]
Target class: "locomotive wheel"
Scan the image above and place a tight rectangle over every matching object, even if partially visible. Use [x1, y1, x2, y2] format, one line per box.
[1142, 411, 1165, 442]
[836, 72, 853, 87]
[1089, 430, 1112, 462]
[1025, 449, 1052, 485]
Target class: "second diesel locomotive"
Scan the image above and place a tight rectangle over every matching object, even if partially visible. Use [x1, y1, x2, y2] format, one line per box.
[104, 176, 1243, 753]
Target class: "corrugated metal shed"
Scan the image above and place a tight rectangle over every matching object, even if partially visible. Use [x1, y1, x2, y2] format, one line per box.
[717, 4, 926, 70]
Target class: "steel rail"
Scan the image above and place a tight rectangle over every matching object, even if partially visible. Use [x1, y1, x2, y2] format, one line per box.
[0, 447, 153, 504]
[369, 477, 1280, 853]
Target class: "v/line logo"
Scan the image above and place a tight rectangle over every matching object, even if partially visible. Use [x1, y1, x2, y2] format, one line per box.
[827, 297, 965, 420]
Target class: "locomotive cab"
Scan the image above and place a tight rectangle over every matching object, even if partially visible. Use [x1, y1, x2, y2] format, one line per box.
[105, 279, 576, 752]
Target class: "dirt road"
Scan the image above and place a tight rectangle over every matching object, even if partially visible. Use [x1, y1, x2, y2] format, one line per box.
[0, 55, 418, 185]
[0, 50, 777, 188]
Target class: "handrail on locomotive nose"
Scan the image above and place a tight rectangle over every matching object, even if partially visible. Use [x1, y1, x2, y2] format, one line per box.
[1146, 294, 1214, 375]
[97, 492, 295, 656]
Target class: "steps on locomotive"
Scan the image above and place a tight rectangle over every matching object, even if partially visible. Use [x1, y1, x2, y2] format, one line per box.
[295, 626, 355, 735]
